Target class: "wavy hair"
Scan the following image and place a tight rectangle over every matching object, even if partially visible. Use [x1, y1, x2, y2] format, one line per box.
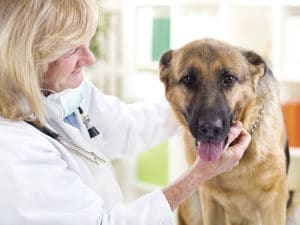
[0, 0, 99, 125]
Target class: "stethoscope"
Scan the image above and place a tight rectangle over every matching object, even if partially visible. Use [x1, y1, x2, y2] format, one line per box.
[27, 106, 105, 165]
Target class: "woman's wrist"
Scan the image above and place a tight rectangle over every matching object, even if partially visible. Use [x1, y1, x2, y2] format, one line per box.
[162, 159, 216, 211]
[189, 159, 222, 188]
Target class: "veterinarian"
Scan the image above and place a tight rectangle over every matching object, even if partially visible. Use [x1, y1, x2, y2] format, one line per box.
[0, 1, 251, 224]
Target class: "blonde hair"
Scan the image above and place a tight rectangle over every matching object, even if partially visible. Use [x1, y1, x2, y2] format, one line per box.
[0, 0, 99, 126]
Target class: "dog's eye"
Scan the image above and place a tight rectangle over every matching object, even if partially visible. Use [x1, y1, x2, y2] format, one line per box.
[181, 74, 196, 88]
[221, 73, 237, 88]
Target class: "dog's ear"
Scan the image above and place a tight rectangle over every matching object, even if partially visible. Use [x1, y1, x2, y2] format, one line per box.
[159, 50, 174, 86]
[242, 50, 267, 79]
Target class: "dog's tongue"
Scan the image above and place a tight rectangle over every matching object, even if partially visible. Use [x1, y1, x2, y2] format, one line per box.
[197, 141, 223, 161]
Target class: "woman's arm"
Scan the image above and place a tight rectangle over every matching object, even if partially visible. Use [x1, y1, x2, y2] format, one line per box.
[82, 78, 179, 159]
[163, 122, 251, 211]
[0, 121, 175, 225]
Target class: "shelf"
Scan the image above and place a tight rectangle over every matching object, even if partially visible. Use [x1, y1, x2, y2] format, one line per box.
[279, 82, 300, 103]
[124, 0, 300, 82]
[290, 148, 300, 158]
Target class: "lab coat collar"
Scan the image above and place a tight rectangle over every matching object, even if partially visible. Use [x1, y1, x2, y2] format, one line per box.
[43, 95, 65, 122]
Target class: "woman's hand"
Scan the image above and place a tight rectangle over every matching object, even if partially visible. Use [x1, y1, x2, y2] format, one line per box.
[192, 121, 251, 178]
[218, 121, 251, 171]
[163, 122, 251, 211]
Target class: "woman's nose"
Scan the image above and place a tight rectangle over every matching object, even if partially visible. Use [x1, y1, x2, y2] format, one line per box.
[78, 45, 96, 66]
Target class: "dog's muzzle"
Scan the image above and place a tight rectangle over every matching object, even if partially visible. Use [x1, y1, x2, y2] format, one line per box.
[195, 118, 226, 161]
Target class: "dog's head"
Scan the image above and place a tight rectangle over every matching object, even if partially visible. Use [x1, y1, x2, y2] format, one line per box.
[159, 39, 267, 161]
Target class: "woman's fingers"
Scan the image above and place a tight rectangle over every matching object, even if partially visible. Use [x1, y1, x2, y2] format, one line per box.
[227, 128, 251, 160]
[224, 121, 243, 149]
[221, 123, 251, 170]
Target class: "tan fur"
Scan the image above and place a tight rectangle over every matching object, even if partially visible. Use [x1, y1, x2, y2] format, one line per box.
[160, 39, 289, 225]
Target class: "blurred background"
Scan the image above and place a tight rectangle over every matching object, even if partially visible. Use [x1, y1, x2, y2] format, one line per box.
[86, 0, 300, 205]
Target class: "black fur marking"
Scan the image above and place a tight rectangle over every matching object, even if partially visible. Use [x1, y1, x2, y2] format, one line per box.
[287, 190, 294, 208]
[285, 140, 290, 174]
[285, 140, 294, 209]
[243, 51, 264, 65]
[243, 50, 267, 77]
[160, 50, 173, 67]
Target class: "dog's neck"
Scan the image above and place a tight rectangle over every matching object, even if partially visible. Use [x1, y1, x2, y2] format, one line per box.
[248, 103, 265, 135]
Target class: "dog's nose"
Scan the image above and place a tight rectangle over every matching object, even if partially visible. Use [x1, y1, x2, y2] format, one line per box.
[198, 119, 223, 140]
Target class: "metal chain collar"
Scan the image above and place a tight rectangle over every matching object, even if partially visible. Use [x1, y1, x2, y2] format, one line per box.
[249, 104, 265, 135]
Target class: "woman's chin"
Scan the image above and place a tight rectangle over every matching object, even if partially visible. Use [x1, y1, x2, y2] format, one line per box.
[67, 73, 84, 89]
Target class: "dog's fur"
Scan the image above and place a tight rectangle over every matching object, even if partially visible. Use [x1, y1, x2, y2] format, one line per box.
[159, 39, 289, 225]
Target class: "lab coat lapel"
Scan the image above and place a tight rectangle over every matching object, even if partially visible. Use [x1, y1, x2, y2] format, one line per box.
[44, 97, 109, 163]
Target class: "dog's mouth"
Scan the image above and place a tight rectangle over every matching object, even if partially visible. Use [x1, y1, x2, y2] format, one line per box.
[195, 123, 231, 162]
[196, 141, 225, 162]
[186, 108, 233, 162]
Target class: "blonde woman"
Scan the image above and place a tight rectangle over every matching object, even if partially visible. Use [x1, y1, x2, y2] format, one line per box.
[0, 1, 250, 224]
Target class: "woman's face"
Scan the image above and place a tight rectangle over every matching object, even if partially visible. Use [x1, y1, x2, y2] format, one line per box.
[42, 41, 96, 92]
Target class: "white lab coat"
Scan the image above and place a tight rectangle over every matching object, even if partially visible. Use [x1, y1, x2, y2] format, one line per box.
[0, 78, 178, 225]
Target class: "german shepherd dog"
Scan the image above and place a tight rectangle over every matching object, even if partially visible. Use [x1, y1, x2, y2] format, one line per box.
[159, 39, 289, 225]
